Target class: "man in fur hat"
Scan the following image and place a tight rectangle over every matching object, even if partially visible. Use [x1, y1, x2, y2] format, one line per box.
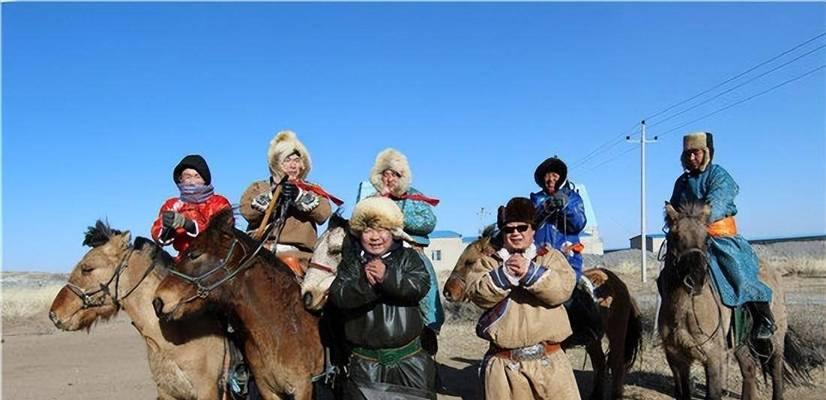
[240, 130, 342, 273]
[329, 197, 435, 400]
[465, 197, 580, 400]
[357, 148, 444, 355]
[151, 154, 232, 257]
[531, 156, 602, 345]
[669, 131, 775, 340]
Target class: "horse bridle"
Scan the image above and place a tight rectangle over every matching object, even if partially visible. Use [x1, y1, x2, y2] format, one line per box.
[167, 202, 290, 305]
[64, 247, 155, 310]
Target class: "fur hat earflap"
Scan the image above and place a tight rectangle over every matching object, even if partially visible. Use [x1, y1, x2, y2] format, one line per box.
[369, 148, 412, 196]
[497, 197, 536, 229]
[350, 197, 413, 242]
[268, 130, 312, 181]
[681, 131, 713, 172]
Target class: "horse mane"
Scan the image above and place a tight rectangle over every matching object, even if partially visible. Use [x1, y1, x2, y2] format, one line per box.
[329, 209, 349, 231]
[82, 220, 123, 248]
[480, 223, 498, 239]
[665, 200, 709, 225]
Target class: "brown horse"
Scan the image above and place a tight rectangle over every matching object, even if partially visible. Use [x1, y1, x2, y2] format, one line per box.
[49, 221, 228, 400]
[442, 226, 643, 400]
[152, 209, 323, 400]
[659, 201, 822, 400]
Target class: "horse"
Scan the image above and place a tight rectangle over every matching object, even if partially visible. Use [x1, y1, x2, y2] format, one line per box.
[442, 226, 643, 400]
[659, 201, 822, 400]
[152, 208, 324, 400]
[48, 221, 229, 400]
[300, 213, 351, 312]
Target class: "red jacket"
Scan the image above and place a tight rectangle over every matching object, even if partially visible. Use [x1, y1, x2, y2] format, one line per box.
[151, 194, 233, 254]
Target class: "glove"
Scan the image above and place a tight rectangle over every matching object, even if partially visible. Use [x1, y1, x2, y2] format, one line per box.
[294, 190, 320, 212]
[162, 211, 187, 229]
[550, 191, 568, 210]
[281, 183, 299, 202]
[251, 191, 273, 212]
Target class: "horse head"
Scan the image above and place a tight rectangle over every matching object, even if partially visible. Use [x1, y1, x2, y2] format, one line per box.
[301, 211, 351, 311]
[443, 224, 499, 302]
[50, 221, 161, 330]
[153, 208, 243, 321]
[664, 200, 712, 292]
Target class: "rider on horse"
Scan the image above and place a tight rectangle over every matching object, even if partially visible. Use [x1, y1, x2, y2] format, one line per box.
[531, 156, 602, 344]
[151, 154, 233, 257]
[240, 130, 342, 274]
[669, 131, 775, 340]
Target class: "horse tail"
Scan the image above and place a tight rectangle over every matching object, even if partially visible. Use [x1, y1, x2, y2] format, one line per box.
[624, 295, 644, 370]
[780, 326, 825, 386]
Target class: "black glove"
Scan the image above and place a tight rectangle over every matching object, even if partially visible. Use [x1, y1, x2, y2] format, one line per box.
[162, 211, 177, 229]
[550, 191, 568, 210]
[281, 183, 299, 202]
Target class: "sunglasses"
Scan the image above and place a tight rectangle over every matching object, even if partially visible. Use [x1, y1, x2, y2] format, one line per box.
[502, 224, 530, 234]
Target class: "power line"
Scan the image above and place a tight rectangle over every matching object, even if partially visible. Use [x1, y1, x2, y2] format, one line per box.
[570, 123, 639, 169]
[648, 43, 826, 129]
[644, 32, 826, 122]
[578, 146, 637, 175]
[653, 64, 826, 138]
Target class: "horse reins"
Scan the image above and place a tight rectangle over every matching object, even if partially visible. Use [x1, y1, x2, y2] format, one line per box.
[672, 246, 725, 352]
[168, 199, 292, 305]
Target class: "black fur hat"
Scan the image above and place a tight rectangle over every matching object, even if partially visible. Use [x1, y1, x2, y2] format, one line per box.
[497, 197, 536, 229]
[533, 157, 567, 190]
[173, 154, 212, 185]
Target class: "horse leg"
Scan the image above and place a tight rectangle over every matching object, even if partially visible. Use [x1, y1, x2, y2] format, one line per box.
[586, 339, 607, 400]
[704, 355, 725, 400]
[734, 345, 758, 400]
[606, 318, 628, 400]
[769, 343, 784, 400]
[666, 353, 692, 400]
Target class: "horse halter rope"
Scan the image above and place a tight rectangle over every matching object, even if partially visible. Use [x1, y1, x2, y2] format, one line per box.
[167, 202, 290, 305]
[675, 247, 709, 294]
[64, 247, 154, 310]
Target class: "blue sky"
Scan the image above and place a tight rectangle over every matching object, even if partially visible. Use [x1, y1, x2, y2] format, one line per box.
[3, 2, 824, 272]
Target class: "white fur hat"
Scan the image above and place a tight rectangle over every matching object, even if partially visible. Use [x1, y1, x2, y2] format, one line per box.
[369, 148, 411, 196]
[350, 197, 413, 242]
[268, 130, 311, 180]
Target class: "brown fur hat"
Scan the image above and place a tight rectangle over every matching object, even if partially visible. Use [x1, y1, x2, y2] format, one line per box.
[497, 197, 536, 229]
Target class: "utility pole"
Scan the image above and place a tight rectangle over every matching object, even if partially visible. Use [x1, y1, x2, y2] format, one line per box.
[627, 121, 658, 283]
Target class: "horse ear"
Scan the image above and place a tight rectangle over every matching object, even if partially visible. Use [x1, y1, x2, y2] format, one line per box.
[664, 202, 679, 225]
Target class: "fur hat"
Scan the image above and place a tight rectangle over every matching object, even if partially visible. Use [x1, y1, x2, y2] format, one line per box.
[173, 154, 211, 185]
[497, 197, 536, 229]
[369, 148, 411, 196]
[681, 131, 714, 172]
[268, 130, 312, 181]
[350, 197, 413, 242]
[533, 157, 568, 190]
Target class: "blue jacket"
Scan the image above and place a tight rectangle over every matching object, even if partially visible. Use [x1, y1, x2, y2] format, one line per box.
[531, 182, 587, 278]
[670, 163, 772, 306]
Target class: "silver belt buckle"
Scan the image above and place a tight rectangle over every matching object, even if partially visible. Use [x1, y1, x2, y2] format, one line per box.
[512, 343, 543, 361]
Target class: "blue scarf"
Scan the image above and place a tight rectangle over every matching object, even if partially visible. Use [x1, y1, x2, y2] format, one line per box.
[178, 183, 215, 204]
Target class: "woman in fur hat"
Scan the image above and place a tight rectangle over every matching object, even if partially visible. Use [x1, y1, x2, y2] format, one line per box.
[669, 131, 775, 340]
[151, 154, 233, 257]
[239, 130, 342, 272]
[329, 197, 436, 400]
[465, 197, 579, 400]
[358, 148, 444, 355]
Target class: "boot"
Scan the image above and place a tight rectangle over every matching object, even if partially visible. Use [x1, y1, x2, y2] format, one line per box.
[749, 302, 776, 340]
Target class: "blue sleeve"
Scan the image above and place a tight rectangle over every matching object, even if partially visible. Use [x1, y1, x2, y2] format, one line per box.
[401, 189, 437, 235]
[705, 165, 739, 222]
[670, 176, 684, 206]
[562, 191, 587, 234]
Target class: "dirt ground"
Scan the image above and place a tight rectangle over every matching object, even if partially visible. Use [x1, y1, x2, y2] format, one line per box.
[3, 275, 825, 399]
